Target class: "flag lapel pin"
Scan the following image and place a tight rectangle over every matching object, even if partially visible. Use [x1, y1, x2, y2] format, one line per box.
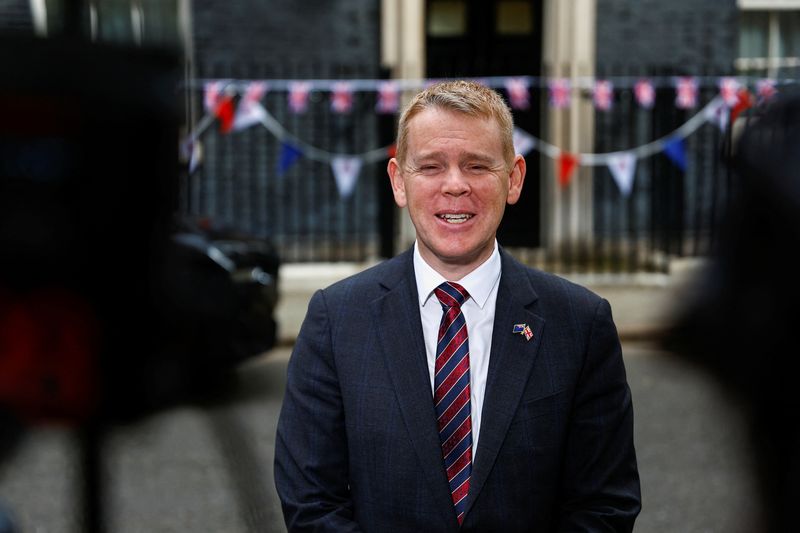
[513, 323, 534, 341]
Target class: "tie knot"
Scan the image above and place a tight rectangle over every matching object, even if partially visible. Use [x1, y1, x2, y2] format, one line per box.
[434, 281, 469, 308]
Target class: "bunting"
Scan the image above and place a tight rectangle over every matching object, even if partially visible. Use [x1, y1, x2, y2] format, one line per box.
[634, 79, 656, 109]
[549, 78, 571, 109]
[731, 88, 755, 123]
[277, 142, 303, 176]
[675, 77, 698, 109]
[757, 79, 777, 104]
[558, 152, 579, 188]
[331, 82, 354, 114]
[664, 138, 688, 172]
[288, 82, 311, 114]
[181, 138, 202, 174]
[513, 127, 537, 157]
[185, 74, 792, 197]
[505, 77, 531, 110]
[718, 77, 741, 108]
[607, 152, 637, 197]
[704, 100, 729, 132]
[331, 156, 362, 198]
[204, 81, 235, 133]
[376, 81, 399, 114]
[204, 80, 225, 112]
[232, 81, 268, 132]
[593, 80, 614, 111]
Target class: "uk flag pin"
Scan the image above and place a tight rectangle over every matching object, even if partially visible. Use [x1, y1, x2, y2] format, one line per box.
[513, 323, 533, 341]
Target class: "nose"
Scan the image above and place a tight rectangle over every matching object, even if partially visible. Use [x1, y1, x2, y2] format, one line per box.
[441, 167, 470, 197]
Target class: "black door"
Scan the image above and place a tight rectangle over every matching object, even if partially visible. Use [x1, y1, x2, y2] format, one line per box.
[426, 0, 543, 247]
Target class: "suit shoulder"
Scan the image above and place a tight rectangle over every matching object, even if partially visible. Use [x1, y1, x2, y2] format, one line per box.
[507, 258, 606, 312]
[537, 269, 602, 301]
[504, 252, 599, 297]
[320, 252, 410, 302]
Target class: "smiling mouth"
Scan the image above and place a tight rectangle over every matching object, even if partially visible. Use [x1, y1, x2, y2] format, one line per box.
[437, 213, 474, 224]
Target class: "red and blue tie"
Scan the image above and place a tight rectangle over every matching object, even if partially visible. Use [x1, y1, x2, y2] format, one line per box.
[433, 281, 472, 525]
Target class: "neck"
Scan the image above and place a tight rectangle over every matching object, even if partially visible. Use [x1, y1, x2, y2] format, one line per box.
[419, 247, 495, 282]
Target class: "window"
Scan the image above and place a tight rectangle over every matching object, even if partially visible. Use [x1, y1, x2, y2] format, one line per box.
[737, 9, 800, 78]
[37, 0, 184, 50]
[495, 1, 533, 35]
[427, 0, 467, 37]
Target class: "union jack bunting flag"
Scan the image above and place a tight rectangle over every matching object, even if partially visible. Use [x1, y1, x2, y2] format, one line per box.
[288, 82, 311, 114]
[331, 82, 354, 114]
[634, 79, 655, 109]
[757, 79, 777, 104]
[548, 78, 571, 109]
[375, 81, 399, 114]
[675, 77, 698, 109]
[593, 79, 614, 111]
[505, 77, 531, 110]
[718, 77, 740, 107]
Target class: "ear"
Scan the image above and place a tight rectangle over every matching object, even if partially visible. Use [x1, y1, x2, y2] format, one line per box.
[506, 155, 526, 205]
[387, 158, 407, 208]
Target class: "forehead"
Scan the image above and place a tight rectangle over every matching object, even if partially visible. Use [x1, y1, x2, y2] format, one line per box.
[405, 108, 503, 156]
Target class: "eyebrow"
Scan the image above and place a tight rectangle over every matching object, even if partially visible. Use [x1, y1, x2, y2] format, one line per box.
[411, 151, 499, 164]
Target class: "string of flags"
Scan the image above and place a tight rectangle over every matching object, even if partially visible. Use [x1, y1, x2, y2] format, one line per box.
[185, 75, 782, 199]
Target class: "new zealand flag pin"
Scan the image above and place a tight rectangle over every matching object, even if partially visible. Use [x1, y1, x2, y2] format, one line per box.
[513, 323, 534, 341]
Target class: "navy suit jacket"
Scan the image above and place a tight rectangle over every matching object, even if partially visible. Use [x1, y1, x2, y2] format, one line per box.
[275, 248, 640, 532]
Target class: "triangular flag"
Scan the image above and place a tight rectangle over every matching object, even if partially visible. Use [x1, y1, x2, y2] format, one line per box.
[704, 100, 729, 132]
[675, 77, 698, 109]
[204, 81, 235, 133]
[593, 79, 614, 111]
[204, 81, 223, 112]
[718, 77, 741, 107]
[664, 138, 687, 172]
[189, 141, 202, 174]
[505, 77, 531, 110]
[513, 128, 536, 156]
[607, 152, 637, 197]
[757, 79, 778, 104]
[277, 142, 303, 176]
[634, 79, 655, 109]
[180, 138, 202, 174]
[232, 81, 268, 131]
[288, 82, 311, 114]
[731, 88, 755, 123]
[331, 82, 354, 114]
[549, 79, 571, 109]
[376, 81, 399, 114]
[558, 152, 579, 188]
[215, 96, 236, 133]
[331, 156, 363, 198]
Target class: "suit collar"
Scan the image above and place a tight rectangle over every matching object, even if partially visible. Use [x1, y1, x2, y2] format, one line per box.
[372, 249, 461, 528]
[463, 249, 544, 517]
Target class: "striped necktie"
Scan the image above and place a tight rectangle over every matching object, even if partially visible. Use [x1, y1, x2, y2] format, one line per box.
[433, 281, 472, 525]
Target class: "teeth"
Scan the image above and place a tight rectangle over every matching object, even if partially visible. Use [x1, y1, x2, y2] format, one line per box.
[439, 214, 472, 224]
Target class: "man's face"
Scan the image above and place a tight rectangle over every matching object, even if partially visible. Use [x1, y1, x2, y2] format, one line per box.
[388, 108, 525, 278]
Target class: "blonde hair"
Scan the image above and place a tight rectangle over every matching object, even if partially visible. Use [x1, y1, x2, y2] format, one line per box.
[395, 80, 515, 166]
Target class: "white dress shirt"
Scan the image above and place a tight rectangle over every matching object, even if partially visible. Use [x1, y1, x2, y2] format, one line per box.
[413, 241, 501, 461]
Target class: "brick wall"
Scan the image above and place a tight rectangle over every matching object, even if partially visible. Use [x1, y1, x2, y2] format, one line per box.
[0, 0, 32, 33]
[192, 0, 380, 77]
[595, 0, 739, 72]
[188, 1, 385, 262]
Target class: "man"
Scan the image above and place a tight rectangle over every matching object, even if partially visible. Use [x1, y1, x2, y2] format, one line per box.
[275, 80, 640, 531]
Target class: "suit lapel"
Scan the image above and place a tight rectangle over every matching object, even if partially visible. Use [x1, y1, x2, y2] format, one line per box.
[370, 251, 459, 528]
[463, 250, 545, 517]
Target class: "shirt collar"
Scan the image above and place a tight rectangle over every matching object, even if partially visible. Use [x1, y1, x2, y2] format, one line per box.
[413, 241, 501, 310]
